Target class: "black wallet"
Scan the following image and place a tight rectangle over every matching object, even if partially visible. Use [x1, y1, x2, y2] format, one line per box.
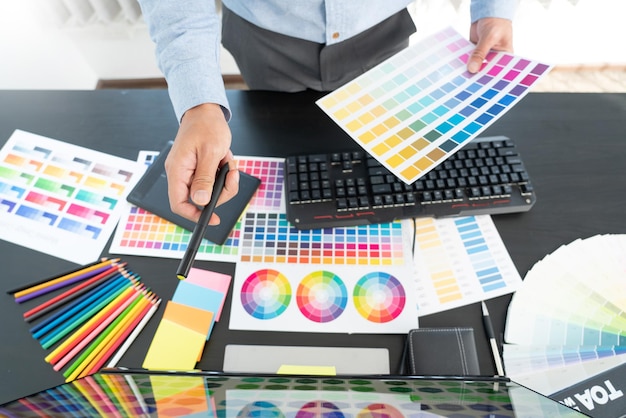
[127, 141, 261, 245]
[403, 327, 480, 376]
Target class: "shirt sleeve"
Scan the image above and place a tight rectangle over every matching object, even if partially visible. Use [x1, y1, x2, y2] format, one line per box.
[138, 0, 231, 122]
[470, 0, 517, 22]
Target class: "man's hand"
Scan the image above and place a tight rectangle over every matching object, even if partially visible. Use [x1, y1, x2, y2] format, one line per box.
[164, 103, 240, 224]
[467, 17, 514, 73]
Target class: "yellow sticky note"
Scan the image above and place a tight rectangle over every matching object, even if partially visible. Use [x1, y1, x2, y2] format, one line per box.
[276, 365, 336, 376]
[142, 320, 206, 370]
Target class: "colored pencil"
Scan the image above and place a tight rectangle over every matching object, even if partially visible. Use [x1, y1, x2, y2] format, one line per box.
[41, 279, 137, 350]
[51, 289, 147, 372]
[31, 274, 127, 339]
[81, 294, 154, 378]
[13, 258, 119, 301]
[32, 275, 128, 341]
[46, 283, 141, 362]
[6, 259, 102, 295]
[106, 298, 161, 368]
[23, 264, 126, 322]
[64, 293, 147, 381]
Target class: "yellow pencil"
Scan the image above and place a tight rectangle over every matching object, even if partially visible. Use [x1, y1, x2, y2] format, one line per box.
[64, 294, 146, 382]
[45, 284, 138, 364]
[14, 258, 119, 299]
[77, 294, 153, 380]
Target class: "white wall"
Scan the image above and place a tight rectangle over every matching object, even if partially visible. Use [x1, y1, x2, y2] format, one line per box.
[0, 0, 624, 90]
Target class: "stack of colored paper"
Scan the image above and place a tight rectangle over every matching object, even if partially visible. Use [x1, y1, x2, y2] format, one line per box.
[142, 268, 232, 370]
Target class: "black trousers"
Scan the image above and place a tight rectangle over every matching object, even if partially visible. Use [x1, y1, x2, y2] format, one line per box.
[222, 6, 416, 92]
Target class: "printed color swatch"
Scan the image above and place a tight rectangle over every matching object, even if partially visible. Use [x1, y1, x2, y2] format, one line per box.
[317, 27, 551, 183]
[411, 215, 522, 316]
[0, 130, 144, 264]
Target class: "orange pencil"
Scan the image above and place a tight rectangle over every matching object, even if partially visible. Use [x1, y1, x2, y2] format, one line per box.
[65, 294, 147, 381]
[51, 288, 144, 371]
[46, 283, 142, 365]
[14, 258, 119, 300]
[81, 294, 155, 378]
[23, 264, 126, 321]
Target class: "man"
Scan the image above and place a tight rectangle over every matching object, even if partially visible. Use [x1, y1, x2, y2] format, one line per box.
[138, 0, 515, 225]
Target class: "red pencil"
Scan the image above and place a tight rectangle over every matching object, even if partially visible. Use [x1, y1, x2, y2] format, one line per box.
[84, 293, 156, 376]
[47, 283, 144, 367]
[23, 264, 126, 322]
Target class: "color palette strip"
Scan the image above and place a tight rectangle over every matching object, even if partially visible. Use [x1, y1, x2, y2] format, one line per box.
[236, 156, 284, 212]
[504, 234, 626, 396]
[238, 212, 407, 265]
[0, 130, 145, 264]
[410, 215, 522, 316]
[317, 26, 552, 184]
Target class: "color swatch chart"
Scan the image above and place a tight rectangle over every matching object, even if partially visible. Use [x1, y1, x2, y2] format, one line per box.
[410, 215, 522, 316]
[317, 26, 552, 184]
[238, 212, 407, 265]
[504, 234, 626, 396]
[0, 130, 145, 264]
[110, 154, 284, 262]
[229, 210, 417, 334]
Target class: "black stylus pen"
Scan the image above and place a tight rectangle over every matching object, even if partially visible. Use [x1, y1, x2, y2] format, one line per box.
[176, 164, 230, 280]
[481, 300, 505, 376]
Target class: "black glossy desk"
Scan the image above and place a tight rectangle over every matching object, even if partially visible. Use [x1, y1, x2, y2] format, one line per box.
[1, 90, 625, 404]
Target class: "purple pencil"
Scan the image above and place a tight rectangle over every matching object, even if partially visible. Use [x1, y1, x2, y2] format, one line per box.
[14, 261, 120, 304]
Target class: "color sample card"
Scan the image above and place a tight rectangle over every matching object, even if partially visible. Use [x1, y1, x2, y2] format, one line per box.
[504, 234, 626, 396]
[0, 130, 145, 264]
[238, 212, 407, 265]
[109, 154, 283, 262]
[410, 215, 522, 316]
[317, 26, 552, 184]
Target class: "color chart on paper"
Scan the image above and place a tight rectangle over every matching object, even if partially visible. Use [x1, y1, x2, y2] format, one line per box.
[230, 262, 417, 334]
[317, 26, 552, 184]
[410, 215, 522, 316]
[230, 214, 417, 334]
[238, 212, 407, 265]
[504, 234, 626, 396]
[110, 155, 284, 262]
[0, 130, 145, 264]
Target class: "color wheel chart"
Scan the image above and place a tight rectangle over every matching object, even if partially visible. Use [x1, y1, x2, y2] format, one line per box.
[230, 207, 417, 333]
[110, 154, 284, 262]
[0, 130, 145, 264]
[317, 26, 552, 184]
[410, 215, 522, 316]
[504, 234, 626, 397]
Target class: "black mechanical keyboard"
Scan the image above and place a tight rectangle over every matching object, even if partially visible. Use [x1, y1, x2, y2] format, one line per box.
[285, 135, 535, 229]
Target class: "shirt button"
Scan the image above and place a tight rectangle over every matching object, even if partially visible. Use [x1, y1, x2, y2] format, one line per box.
[332, 32, 340, 39]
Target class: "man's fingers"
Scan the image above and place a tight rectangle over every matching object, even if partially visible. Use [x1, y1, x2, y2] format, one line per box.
[468, 47, 487, 73]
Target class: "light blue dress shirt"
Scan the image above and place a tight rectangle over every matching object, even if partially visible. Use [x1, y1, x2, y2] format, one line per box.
[138, 0, 516, 122]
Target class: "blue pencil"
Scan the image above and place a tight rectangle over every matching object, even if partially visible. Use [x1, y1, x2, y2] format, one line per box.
[39, 278, 134, 349]
[31, 274, 127, 339]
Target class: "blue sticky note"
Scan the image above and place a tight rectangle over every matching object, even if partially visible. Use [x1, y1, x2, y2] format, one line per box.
[172, 281, 226, 321]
